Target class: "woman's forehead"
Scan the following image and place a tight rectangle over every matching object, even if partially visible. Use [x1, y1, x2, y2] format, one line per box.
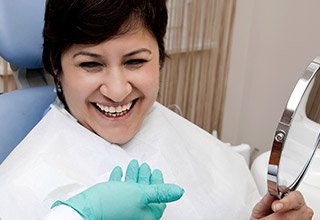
[62, 27, 158, 57]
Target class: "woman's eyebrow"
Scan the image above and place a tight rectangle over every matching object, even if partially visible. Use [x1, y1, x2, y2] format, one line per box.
[124, 48, 152, 57]
[72, 48, 151, 59]
[73, 51, 102, 59]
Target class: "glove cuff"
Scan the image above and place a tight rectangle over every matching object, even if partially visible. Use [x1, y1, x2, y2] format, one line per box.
[51, 194, 94, 220]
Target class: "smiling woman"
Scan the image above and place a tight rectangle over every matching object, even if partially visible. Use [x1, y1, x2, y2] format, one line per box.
[59, 28, 160, 144]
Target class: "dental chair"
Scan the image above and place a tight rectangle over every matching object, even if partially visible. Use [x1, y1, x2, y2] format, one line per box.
[0, 1, 56, 163]
[0, 0, 53, 88]
[0, 86, 56, 163]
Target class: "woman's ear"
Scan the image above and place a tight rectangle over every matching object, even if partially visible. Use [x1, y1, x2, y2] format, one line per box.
[52, 69, 60, 83]
[53, 70, 60, 79]
[49, 52, 60, 77]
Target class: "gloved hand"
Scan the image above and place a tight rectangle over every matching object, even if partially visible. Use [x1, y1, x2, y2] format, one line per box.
[52, 160, 184, 220]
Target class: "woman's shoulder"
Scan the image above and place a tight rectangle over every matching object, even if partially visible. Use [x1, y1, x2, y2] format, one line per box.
[151, 102, 214, 139]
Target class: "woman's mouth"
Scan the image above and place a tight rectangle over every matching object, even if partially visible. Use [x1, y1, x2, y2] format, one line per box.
[94, 99, 137, 118]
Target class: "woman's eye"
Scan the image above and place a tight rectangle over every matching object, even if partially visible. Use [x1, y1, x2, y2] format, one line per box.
[79, 62, 103, 71]
[125, 59, 147, 68]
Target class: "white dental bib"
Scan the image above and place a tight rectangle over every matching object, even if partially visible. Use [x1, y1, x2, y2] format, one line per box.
[0, 102, 260, 219]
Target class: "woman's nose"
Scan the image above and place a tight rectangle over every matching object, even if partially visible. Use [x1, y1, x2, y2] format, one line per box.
[99, 69, 132, 102]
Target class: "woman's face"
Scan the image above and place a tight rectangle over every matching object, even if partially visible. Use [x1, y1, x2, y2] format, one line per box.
[60, 27, 160, 144]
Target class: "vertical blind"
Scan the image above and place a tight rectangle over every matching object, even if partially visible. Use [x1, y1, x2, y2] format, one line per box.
[158, 0, 236, 135]
[0, 57, 16, 93]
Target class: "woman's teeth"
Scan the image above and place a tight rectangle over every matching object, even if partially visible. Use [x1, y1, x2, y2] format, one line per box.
[96, 102, 133, 117]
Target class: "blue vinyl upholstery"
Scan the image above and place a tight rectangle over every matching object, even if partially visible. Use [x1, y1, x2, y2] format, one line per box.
[0, 0, 46, 69]
[0, 1, 56, 163]
[0, 86, 56, 163]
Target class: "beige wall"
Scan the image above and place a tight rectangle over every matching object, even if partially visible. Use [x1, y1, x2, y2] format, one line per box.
[221, 0, 320, 157]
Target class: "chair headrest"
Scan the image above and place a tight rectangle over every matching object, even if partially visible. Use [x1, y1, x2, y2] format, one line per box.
[0, 0, 46, 68]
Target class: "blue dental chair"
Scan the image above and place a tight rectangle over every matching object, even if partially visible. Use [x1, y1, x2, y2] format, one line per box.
[0, 0, 54, 88]
[0, 86, 56, 163]
[0, 1, 56, 163]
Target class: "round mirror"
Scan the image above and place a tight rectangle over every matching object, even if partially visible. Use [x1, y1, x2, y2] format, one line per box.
[268, 57, 320, 199]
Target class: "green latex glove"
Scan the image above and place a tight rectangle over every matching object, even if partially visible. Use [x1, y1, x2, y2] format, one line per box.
[52, 160, 184, 220]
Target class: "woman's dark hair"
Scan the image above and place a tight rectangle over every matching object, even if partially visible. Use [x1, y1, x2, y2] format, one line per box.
[42, 0, 168, 101]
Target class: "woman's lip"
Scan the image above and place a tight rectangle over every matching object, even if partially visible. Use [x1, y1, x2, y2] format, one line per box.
[93, 99, 138, 119]
[96, 102, 133, 113]
[95, 101, 133, 108]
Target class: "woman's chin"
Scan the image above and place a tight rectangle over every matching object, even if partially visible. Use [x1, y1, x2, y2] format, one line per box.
[99, 131, 136, 145]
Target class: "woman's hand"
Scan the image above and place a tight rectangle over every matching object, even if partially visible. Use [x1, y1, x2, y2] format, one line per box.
[251, 191, 313, 220]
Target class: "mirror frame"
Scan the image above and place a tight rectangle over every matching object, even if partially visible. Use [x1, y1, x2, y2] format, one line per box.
[268, 57, 320, 199]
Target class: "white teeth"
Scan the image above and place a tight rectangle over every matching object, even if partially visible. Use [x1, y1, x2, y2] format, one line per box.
[116, 106, 122, 113]
[96, 102, 133, 116]
[109, 106, 116, 113]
